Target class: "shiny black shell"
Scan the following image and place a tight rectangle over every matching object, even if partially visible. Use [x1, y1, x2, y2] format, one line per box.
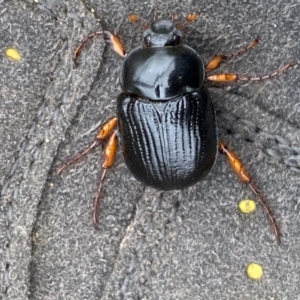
[121, 45, 205, 101]
[117, 89, 217, 190]
[118, 38, 217, 190]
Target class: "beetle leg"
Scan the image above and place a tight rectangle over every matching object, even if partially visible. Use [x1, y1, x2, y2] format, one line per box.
[56, 117, 118, 175]
[92, 131, 118, 227]
[186, 12, 197, 22]
[74, 30, 126, 59]
[176, 12, 197, 30]
[128, 13, 139, 23]
[127, 13, 149, 30]
[57, 116, 118, 227]
[218, 141, 280, 243]
[205, 38, 259, 72]
[170, 12, 176, 21]
[206, 61, 297, 83]
[96, 116, 118, 139]
[56, 139, 100, 175]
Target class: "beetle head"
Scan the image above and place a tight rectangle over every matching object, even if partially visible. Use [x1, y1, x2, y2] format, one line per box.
[143, 19, 182, 47]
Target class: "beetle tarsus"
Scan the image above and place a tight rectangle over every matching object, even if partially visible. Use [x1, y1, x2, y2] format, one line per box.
[248, 182, 281, 243]
[92, 168, 107, 229]
[56, 140, 100, 175]
[236, 61, 298, 81]
[74, 30, 104, 58]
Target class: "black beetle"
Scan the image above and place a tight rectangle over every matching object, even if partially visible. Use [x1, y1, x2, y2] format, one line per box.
[58, 13, 297, 242]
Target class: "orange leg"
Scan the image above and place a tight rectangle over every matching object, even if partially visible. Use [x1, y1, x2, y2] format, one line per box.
[206, 61, 297, 83]
[92, 131, 118, 228]
[56, 117, 117, 175]
[218, 141, 280, 243]
[176, 12, 198, 30]
[128, 13, 139, 23]
[127, 13, 149, 31]
[57, 117, 118, 227]
[74, 30, 126, 59]
[205, 38, 259, 72]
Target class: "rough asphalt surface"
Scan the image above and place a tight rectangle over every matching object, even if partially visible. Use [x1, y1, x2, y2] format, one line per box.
[1, 0, 300, 299]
